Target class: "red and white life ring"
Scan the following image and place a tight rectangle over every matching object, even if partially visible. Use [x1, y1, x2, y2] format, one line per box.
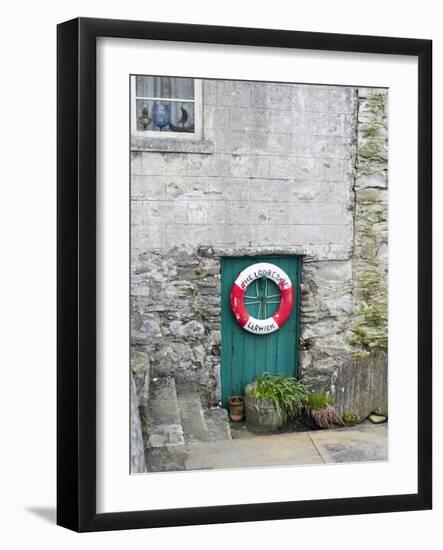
[230, 262, 295, 335]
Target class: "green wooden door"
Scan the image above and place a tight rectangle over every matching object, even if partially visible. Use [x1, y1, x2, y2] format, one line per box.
[221, 255, 301, 407]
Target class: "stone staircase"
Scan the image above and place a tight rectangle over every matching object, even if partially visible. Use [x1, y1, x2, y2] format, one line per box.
[145, 377, 231, 450]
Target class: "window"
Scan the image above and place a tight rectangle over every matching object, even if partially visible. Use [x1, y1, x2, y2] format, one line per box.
[131, 76, 203, 140]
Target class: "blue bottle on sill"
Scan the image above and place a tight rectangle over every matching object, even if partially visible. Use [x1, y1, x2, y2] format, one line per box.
[152, 102, 170, 131]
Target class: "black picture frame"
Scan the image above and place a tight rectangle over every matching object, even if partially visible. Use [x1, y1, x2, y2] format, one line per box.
[57, 17, 432, 532]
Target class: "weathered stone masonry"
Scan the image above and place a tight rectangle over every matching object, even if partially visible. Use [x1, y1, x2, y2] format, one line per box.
[130, 80, 388, 418]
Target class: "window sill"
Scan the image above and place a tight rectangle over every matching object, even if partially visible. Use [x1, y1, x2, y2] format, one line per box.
[131, 135, 214, 154]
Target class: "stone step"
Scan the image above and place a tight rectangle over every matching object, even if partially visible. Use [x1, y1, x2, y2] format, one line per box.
[177, 392, 211, 443]
[146, 377, 184, 448]
[204, 407, 232, 441]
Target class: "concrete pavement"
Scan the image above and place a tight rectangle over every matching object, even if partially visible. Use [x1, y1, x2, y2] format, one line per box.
[145, 422, 388, 472]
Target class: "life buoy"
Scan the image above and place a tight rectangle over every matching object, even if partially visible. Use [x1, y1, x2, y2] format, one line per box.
[230, 262, 294, 334]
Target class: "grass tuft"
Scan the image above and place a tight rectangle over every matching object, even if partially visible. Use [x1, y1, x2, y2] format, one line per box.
[253, 372, 308, 422]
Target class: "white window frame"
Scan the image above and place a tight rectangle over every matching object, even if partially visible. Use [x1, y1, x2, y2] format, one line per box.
[130, 76, 203, 140]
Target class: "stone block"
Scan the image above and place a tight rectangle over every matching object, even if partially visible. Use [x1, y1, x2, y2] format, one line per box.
[290, 135, 350, 160]
[315, 260, 352, 282]
[186, 154, 230, 177]
[131, 152, 143, 175]
[130, 200, 145, 226]
[209, 178, 251, 201]
[268, 156, 306, 179]
[250, 179, 292, 201]
[131, 176, 166, 200]
[216, 80, 251, 107]
[250, 83, 292, 110]
[328, 87, 356, 114]
[250, 132, 291, 155]
[292, 86, 330, 112]
[229, 107, 271, 132]
[136, 200, 187, 225]
[141, 152, 185, 175]
[187, 201, 227, 224]
[132, 224, 166, 250]
[229, 154, 269, 178]
[267, 202, 306, 225]
[132, 136, 214, 154]
[251, 224, 292, 247]
[131, 272, 154, 297]
[203, 79, 217, 104]
[311, 158, 344, 182]
[305, 203, 344, 225]
[270, 110, 309, 134]
[309, 112, 346, 136]
[324, 224, 352, 245]
[291, 225, 326, 245]
[288, 180, 352, 203]
[208, 129, 251, 154]
[204, 105, 230, 130]
[217, 224, 254, 246]
[226, 201, 268, 225]
[323, 292, 353, 316]
[166, 177, 209, 200]
[169, 320, 205, 338]
[167, 224, 247, 247]
[269, 156, 343, 181]
[355, 172, 387, 188]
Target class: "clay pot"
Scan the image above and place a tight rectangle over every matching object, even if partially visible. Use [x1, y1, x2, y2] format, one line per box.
[229, 396, 245, 422]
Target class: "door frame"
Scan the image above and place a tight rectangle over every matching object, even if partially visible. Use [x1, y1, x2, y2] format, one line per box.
[220, 254, 302, 407]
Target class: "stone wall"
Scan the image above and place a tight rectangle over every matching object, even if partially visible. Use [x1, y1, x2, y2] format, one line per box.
[350, 88, 388, 356]
[130, 79, 387, 408]
[327, 88, 389, 417]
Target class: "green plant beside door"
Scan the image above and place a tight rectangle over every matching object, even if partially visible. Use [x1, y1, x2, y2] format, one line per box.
[304, 393, 341, 429]
[230, 373, 364, 433]
[244, 372, 308, 433]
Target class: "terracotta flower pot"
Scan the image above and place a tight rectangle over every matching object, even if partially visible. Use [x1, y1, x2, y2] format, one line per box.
[229, 396, 245, 422]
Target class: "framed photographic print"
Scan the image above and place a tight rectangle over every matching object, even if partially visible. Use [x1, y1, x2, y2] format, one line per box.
[57, 17, 432, 532]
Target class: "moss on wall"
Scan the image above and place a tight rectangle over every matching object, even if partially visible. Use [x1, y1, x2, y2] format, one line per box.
[350, 89, 388, 359]
[349, 271, 388, 355]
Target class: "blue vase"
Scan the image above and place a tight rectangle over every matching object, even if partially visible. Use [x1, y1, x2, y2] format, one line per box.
[152, 102, 170, 131]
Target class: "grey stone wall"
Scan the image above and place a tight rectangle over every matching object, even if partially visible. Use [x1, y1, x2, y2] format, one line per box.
[350, 88, 388, 355]
[130, 79, 388, 409]
[328, 88, 389, 417]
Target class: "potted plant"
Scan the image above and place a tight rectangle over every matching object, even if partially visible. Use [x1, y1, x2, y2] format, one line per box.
[228, 395, 245, 422]
[304, 393, 340, 429]
[341, 410, 359, 427]
[245, 373, 308, 433]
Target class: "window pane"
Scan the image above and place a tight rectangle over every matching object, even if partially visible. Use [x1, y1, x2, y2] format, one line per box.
[136, 76, 194, 100]
[136, 99, 195, 133]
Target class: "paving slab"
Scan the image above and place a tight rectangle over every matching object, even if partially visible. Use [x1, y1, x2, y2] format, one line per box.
[183, 432, 323, 470]
[144, 422, 388, 472]
[309, 422, 388, 463]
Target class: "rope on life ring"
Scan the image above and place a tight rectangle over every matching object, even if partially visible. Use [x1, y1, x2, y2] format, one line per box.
[230, 262, 295, 335]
